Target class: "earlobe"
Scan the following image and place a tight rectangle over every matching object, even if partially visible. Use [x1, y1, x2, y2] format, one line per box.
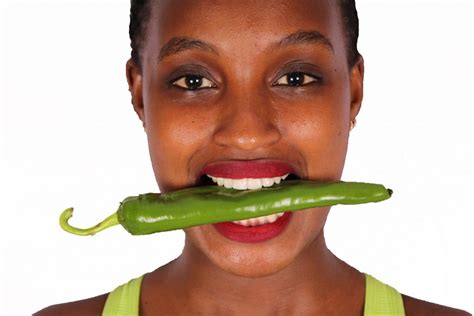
[126, 58, 145, 128]
[349, 55, 364, 128]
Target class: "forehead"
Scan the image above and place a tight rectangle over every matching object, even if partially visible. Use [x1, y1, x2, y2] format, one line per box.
[144, 0, 344, 64]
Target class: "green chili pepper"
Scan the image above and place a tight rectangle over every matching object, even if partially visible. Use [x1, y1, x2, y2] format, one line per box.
[59, 180, 392, 236]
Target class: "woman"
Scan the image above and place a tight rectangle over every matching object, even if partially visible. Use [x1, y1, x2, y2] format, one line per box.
[35, 0, 470, 315]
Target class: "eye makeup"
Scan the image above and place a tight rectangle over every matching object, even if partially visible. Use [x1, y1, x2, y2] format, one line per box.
[271, 60, 325, 87]
[163, 58, 326, 93]
[166, 63, 218, 89]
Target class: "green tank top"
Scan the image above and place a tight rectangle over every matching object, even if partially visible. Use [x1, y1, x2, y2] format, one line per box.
[102, 273, 405, 315]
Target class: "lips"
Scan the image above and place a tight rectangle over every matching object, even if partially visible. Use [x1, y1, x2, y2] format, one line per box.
[213, 212, 293, 243]
[199, 159, 296, 179]
[197, 159, 299, 243]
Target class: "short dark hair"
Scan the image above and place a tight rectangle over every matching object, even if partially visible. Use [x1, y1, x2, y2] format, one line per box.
[129, 0, 360, 69]
[338, 0, 360, 67]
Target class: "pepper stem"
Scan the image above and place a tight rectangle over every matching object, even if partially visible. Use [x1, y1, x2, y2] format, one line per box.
[59, 207, 119, 236]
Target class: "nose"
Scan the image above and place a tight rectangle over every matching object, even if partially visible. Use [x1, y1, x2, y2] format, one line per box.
[212, 88, 281, 151]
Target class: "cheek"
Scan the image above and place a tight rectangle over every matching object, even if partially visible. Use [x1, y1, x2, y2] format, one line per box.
[277, 89, 350, 180]
[144, 104, 209, 190]
[294, 115, 348, 179]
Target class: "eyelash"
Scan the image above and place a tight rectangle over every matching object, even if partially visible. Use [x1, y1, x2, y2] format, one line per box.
[169, 71, 322, 91]
[272, 72, 321, 87]
[170, 73, 216, 91]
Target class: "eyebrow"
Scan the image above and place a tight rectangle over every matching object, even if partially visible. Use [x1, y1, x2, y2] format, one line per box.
[158, 37, 219, 61]
[157, 30, 334, 62]
[271, 30, 334, 52]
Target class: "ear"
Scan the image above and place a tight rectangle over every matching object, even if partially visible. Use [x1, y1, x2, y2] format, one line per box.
[349, 55, 364, 126]
[126, 58, 145, 129]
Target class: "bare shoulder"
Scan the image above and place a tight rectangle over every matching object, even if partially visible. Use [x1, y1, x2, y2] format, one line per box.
[33, 293, 108, 316]
[402, 294, 471, 316]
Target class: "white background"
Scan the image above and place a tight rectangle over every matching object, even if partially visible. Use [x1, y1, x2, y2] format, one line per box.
[0, 0, 472, 315]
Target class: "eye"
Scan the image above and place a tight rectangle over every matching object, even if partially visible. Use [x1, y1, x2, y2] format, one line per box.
[171, 74, 216, 91]
[273, 72, 319, 87]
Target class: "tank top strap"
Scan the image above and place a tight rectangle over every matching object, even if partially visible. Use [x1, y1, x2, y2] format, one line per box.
[364, 273, 405, 316]
[102, 275, 144, 316]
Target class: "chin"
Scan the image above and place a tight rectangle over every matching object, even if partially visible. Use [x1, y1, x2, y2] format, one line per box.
[211, 247, 296, 279]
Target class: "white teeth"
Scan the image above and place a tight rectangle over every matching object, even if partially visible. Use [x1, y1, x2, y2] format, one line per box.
[223, 178, 233, 188]
[208, 173, 290, 190]
[262, 178, 274, 187]
[232, 178, 247, 190]
[248, 217, 258, 226]
[206, 174, 291, 226]
[238, 219, 250, 226]
[247, 178, 262, 190]
[231, 212, 285, 226]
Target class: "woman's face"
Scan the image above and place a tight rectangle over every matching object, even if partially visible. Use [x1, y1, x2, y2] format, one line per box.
[127, 0, 363, 277]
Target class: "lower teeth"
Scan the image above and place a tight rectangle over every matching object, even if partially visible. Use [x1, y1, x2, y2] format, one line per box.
[232, 213, 284, 227]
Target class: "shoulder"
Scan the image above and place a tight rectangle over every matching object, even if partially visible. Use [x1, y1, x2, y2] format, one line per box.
[33, 293, 109, 316]
[402, 294, 471, 316]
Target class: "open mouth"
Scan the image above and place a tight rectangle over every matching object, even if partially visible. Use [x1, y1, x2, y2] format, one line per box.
[193, 173, 300, 227]
[195, 173, 301, 240]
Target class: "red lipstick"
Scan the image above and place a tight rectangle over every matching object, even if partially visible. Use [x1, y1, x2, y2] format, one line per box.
[200, 160, 295, 179]
[213, 212, 292, 243]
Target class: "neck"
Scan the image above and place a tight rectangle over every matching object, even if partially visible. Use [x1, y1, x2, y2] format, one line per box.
[164, 230, 364, 315]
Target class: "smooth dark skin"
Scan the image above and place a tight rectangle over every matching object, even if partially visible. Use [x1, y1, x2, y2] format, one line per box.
[36, 1, 469, 315]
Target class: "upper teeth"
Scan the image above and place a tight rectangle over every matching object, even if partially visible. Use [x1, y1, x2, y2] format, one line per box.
[207, 174, 289, 190]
